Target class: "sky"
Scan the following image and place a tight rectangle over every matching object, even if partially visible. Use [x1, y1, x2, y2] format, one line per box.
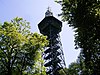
[0, 0, 80, 67]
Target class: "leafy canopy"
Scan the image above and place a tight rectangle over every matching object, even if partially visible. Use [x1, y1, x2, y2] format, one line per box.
[0, 17, 48, 75]
[56, 0, 100, 75]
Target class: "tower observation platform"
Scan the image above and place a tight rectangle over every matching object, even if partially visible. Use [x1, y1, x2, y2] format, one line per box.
[38, 8, 66, 75]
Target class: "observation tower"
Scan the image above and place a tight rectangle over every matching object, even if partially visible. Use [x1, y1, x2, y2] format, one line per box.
[38, 8, 66, 75]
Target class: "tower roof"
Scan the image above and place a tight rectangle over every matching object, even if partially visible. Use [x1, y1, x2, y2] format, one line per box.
[45, 7, 53, 17]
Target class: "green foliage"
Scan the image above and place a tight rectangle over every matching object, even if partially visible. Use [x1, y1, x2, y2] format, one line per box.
[59, 56, 88, 75]
[57, 0, 100, 75]
[67, 62, 80, 75]
[58, 61, 81, 75]
[58, 68, 67, 75]
[0, 17, 48, 75]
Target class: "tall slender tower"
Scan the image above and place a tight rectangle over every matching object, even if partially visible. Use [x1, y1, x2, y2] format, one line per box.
[38, 8, 66, 75]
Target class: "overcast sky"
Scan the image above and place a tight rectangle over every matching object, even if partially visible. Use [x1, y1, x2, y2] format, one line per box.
[0, 0, 80, 67]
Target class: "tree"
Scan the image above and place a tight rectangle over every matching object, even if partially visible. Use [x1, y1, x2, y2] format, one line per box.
[0, 17, 48, 75]
[56, 0, 100, 74]
[58, 61, 81, 75]
[58, 68, 67, 75]
[67, 62, 80, 75]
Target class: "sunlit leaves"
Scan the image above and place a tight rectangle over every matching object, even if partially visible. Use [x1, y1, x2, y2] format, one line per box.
[0, 17, 48, 75]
